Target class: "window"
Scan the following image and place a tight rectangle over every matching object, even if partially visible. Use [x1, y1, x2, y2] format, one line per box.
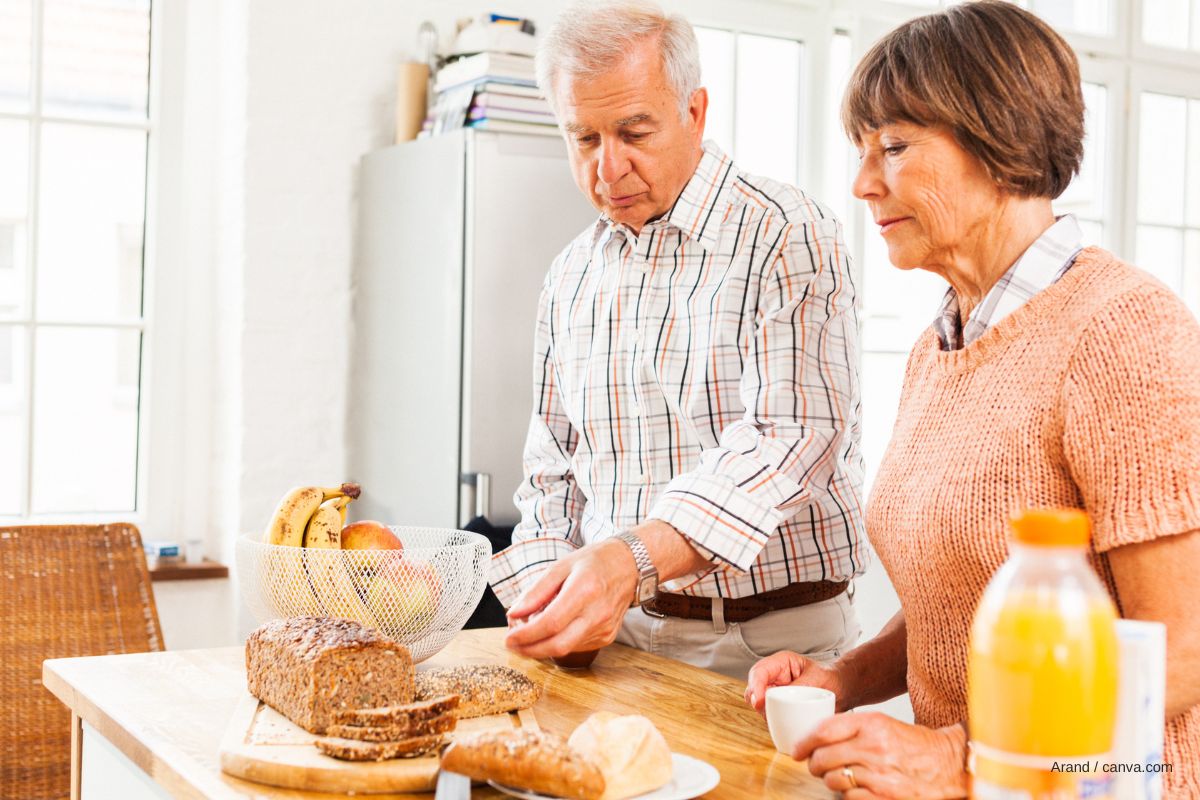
[1135, 90, 1200, 314]
[695, 26, 805, 185]
[1142, 0, 1200, 50]
[0, 0, 152, 517]
[879, 0, 1114, 37]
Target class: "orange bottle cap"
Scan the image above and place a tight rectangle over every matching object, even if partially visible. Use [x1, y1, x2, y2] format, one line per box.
[1009, 508, 1091, 546]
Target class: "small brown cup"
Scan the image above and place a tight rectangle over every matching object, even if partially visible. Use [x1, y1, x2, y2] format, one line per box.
[551, 649, 600, 670]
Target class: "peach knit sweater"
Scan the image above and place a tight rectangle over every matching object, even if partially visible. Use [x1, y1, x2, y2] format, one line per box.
[866, 248, 1200, 795]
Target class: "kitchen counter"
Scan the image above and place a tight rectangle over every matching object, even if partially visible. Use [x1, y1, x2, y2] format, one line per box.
[43, 627, 835, 799]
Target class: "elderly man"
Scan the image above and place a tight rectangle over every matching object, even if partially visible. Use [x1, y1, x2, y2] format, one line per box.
[489, 0, 865, 680]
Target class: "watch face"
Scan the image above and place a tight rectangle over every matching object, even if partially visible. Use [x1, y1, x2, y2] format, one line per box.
[637, 574, 658, 604]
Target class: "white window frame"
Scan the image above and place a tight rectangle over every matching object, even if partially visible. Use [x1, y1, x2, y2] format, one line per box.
[0, 0, 207, 547]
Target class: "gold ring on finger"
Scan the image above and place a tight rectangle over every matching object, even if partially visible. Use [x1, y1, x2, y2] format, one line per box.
[842, 764, 858, 789]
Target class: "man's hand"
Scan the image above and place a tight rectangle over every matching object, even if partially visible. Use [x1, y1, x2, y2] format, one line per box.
[503, 520, 711, 659]
[795, 714, 969, 799]
[744, 651, 845, 715]
[503, 538, 639, 658]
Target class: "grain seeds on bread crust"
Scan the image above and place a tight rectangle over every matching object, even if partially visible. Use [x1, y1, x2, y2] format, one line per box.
[245, 616, 415, 734]
[325, 711, 457, 742]
[314, 733, 445, 761]
[414, 665, 541, 719]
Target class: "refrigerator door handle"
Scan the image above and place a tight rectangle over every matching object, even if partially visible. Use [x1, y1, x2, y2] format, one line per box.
[460, 471, 491, 521]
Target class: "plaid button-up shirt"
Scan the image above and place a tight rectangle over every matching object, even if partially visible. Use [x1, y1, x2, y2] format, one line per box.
[489, 143, 866, 607]
[934, 215, 1084, 350]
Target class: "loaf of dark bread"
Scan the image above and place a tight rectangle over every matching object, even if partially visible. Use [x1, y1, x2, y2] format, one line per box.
[245, 616, 414, 734]
[325, 711, 457, 742]
[440, 729, 605, 800]
[315, 733, 445, 761]
[414, 665, 541, 719]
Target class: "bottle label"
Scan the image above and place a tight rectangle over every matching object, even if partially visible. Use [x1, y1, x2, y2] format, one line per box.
[971, 742, 1114, 800]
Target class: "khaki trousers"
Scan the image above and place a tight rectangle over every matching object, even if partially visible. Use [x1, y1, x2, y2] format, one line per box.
[614, 586, 861, 682]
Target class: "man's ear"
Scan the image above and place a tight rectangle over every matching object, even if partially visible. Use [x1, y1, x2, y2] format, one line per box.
[689, 87, 708, 143]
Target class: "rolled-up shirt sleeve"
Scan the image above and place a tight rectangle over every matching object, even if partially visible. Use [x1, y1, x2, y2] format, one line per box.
[489, 275, 587, 608]
[648, 219, 859, 573]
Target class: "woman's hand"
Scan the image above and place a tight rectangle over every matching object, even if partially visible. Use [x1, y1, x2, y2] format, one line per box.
[795, 713, 968, 799]
[744, 651, 844, 715]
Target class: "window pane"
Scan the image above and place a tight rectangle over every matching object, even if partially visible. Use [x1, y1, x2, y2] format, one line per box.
[0, 324, 25, 514]
[1189, 100, 1200, 227]
[36, 123, 146, 320]
[31, 326, 140, 513]
[861, 227, 948, 351]
[734, 33, 802, 184]
[1138, 93, 1187, 226]
[0, 0, 31, 113]
[1027, 0, 1111, 37]
[1142, 0, 1190, 49]
[1056, 83, 1107, 223]
[1136, 225, 1184, 293]
[42, 0, 151, 120]
[1077, 219, 1104, 248]
[0, 119, 28, 316]
[694, 27, 734, 158]
[1184, 230, 1200, 316]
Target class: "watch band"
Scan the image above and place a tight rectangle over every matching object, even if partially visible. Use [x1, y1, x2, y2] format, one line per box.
[615, 531, 659, 606]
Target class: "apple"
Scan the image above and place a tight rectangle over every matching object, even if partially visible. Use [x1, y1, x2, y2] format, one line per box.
[340, 520, 404, 550]
[366, 558, 443, 634]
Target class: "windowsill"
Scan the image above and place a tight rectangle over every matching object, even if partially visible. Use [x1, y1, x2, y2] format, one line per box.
[148, 558, 229, 582]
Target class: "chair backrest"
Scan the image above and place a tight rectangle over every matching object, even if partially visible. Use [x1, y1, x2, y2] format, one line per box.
[0, 523, 164, 800]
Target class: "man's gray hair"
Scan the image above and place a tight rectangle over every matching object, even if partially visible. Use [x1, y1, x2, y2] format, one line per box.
[536, 0, 702, 119]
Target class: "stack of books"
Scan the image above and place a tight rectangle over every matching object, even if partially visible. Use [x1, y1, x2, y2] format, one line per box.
[426, 51, 559, 137]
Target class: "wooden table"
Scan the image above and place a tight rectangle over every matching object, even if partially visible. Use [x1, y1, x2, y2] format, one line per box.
[43, 628, 834, 799]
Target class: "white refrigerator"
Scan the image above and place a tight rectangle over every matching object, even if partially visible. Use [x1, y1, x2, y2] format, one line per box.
[349, 129, 596, 529]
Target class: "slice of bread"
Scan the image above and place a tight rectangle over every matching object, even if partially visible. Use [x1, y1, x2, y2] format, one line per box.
[314, 733, 445, 761]
[414, 665, 541, 718]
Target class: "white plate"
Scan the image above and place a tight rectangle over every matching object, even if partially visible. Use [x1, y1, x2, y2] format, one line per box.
[489, 752, 720, 800]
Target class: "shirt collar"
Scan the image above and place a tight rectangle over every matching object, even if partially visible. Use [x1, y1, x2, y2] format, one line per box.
[933, 214, 1084, 350]
[594, 141, 736, 254]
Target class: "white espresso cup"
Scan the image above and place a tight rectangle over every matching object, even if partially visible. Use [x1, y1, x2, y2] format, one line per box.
[765, 686, 836, 755]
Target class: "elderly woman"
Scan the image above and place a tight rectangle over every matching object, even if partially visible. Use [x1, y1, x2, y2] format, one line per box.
[745, 2, 1200, 797]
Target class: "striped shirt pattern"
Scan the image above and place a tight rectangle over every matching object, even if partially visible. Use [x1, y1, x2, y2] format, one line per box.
[934, 215, 1084, 351]
[489, 143, 867, 607]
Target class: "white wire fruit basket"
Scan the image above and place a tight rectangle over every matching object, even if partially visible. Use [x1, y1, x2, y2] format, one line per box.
[236, 527, 491, 663]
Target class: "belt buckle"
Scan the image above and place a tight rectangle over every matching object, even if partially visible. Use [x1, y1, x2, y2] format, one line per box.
[640, 596, 666, 619]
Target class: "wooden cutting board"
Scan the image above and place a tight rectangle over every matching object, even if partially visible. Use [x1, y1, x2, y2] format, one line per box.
[218, 692, 539, 794]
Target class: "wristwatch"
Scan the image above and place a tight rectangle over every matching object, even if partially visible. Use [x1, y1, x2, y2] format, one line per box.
[615, 531, 659, 607]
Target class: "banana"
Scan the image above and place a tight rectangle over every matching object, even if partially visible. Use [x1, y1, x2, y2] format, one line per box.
[303, 496, 379, 628]
[263, 483, 361, 546]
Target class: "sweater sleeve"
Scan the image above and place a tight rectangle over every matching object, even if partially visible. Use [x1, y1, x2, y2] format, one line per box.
[1062, 282, 1200, 552]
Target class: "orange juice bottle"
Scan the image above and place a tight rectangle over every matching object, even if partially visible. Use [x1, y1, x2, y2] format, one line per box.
[968, 509, 1119, 799]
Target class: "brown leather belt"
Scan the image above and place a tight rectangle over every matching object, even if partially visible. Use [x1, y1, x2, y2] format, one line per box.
[643, 580, 849, 624]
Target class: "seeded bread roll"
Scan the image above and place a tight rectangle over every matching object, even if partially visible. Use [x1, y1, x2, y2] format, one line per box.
[440, 729, 604, 800]
[315, 733, 445, 761]
[332, 694, 460, 727]
[245, 616, 414, 734]
[325, 711, 457, 742]
[414, 665, 541, 719]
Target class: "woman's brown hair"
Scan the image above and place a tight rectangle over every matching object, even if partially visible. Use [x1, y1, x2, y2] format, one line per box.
[841, 0, 1085, 199]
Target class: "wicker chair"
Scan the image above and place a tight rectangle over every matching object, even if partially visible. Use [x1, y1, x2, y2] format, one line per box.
[0, 523, 164, 800]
